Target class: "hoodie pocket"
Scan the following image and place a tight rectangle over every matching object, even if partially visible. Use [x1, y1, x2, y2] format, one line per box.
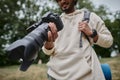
[78, 57, 92, 78]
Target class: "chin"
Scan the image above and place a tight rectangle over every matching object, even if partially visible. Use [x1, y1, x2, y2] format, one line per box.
[62, 8, 71, 13]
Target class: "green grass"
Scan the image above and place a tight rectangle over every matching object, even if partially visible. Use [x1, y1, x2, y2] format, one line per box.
[0, 57, 120, 80]
[0, 64, 48, 80]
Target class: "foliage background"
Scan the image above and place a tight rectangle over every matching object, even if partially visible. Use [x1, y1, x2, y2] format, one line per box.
[0, 0, 120, 65]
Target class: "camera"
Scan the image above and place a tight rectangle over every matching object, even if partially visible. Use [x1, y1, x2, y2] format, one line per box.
[5, 12, 63, 71]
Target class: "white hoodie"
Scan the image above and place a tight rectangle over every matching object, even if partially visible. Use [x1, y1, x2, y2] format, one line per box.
[42, 9, 113, 80]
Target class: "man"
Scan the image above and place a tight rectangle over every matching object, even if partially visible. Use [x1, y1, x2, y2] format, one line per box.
[42, 0, 113, 80]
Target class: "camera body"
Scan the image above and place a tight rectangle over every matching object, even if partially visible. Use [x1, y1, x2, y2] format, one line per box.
[5, 12, 63, 71]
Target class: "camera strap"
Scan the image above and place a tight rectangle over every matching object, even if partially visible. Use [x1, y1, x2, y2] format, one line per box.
[80, 10, 91, 48]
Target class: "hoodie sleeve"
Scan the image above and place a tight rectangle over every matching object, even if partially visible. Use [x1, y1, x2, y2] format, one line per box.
[90, 12, 113, 48]
[42, 46, 55, 55]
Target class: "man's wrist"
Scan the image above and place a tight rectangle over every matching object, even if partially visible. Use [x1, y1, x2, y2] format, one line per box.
[42, 46, 55, 55]
[44, 41, 54, 50]
[90, 29, 97, 38]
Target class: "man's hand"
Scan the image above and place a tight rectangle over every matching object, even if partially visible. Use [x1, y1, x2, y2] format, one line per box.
[78, 21, 92, 36]
[78, 21, 98, 42]
[44, 22, 58, 50]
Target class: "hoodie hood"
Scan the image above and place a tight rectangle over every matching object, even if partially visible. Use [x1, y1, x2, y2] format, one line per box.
[60, 8, 88, 19]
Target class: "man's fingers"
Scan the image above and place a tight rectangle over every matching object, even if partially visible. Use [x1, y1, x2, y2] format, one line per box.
[78, 21, 93, 36]
[49, 23, 56, 33]
[47, 31, 53, 42]
[48, 22, 58, 42]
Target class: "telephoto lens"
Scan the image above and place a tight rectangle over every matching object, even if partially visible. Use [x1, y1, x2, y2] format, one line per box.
[5, 12, 63, 71]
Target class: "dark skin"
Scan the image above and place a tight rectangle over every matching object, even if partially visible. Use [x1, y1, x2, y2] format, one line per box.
[44, 0, 98, 50]
[56, 0, 75, 14]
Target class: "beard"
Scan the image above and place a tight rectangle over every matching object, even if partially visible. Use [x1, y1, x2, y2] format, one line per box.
[60, 1, 75, 13]
[62, 6, 71, 12]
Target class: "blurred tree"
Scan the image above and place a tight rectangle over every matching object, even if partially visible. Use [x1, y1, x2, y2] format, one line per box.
[94, 5, 110, 20]
[0, 0, 54, 65]
[111, 11, 120, 52]
[76, 0, 95, 11]
[0, 0, 23, 65]
[0, 0, 118, 65]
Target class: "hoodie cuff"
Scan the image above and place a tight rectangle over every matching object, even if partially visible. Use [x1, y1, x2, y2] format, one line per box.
[42, 46, 55, 55]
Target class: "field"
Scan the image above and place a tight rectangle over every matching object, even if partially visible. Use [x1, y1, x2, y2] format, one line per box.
[0, 57, 120, 80]
[100, 57, 120, 80]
